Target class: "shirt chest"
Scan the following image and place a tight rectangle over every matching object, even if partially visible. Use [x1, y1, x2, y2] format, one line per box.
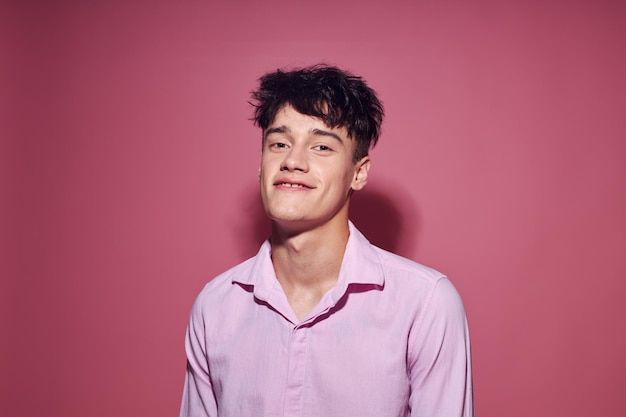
[204, 293, 413, 416]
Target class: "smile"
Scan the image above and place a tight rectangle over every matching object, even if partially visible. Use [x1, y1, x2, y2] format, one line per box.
[277, 182, 309, 188]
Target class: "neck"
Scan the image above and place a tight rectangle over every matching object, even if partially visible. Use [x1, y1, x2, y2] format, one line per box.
[269, 215, 350, 320]
[271, 218, 349, 282]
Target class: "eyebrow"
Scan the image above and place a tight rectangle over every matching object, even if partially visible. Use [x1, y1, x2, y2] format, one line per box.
[264, 125, 344, 144]
[264, 126, 289, 138]
[310, 128, 344, 143]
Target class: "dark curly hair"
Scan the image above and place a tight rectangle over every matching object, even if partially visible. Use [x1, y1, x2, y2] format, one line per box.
[250, 64, 384, 162]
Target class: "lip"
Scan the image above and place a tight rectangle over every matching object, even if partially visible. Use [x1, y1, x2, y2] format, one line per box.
[273, 178, 314, 189]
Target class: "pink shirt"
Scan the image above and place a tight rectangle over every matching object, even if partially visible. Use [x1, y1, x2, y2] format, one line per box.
[180, 223, 473, 417]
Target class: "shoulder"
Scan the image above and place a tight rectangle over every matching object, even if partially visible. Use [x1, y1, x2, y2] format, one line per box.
[190, 256, 257, 315]
[346, 223, 445, 292]
[203, 256, 256, 291]
[372, 246, 465, 312]
[374, 246, 446, 287]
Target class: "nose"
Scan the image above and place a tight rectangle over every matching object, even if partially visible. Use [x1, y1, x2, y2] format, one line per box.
[280, 145, 309, 172]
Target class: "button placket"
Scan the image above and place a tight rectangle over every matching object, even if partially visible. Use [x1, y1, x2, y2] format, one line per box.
[283, 324, 309, 417]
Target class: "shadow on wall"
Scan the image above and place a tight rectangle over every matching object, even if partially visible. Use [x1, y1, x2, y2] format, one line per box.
[350, 183, 420, 258]
[232, 180, 420, 260]
[233, 186, 270, 258]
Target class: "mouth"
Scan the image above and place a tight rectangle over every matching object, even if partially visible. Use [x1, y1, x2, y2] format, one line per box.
[274, 181, 312, 189]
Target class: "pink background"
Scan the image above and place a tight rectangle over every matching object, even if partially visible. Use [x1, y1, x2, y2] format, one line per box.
[2, 1, 625, 416]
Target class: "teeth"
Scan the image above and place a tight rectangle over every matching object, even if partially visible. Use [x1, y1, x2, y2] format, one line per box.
[281, 183, 304, 188]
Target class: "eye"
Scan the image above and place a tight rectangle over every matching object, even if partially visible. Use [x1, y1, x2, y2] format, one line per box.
[268, 142, 288, 150]
[313, 144, 332, 152]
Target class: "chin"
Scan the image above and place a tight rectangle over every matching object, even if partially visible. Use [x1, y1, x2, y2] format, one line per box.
[265, 204, 306, 220]
[268, 212, 308, 224]
[268, 213, 314, 229]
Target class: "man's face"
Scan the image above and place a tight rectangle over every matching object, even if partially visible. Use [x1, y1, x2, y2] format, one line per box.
[259, 105, 369, 232]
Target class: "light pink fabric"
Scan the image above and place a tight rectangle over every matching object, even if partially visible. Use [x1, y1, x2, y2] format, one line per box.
[180, 223, 473, 417]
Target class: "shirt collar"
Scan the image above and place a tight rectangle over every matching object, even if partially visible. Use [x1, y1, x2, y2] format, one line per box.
[233, 221, 385, 302]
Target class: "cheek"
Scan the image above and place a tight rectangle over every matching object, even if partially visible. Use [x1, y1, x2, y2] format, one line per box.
[260, 153, 280, 171]
[341, 165, 358, 185]
[258, 161, 271, 180]
[323, 170, 356, 197]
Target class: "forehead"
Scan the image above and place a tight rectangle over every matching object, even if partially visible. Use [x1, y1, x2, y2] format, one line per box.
[266, 105, 349, 137]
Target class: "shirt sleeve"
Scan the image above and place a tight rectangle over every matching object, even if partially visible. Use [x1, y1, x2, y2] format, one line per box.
[407, 277, 474, 417]
[179, 300, 218, 417]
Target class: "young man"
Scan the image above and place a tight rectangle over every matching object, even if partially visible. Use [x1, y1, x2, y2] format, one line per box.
[180, 65, 473, 417]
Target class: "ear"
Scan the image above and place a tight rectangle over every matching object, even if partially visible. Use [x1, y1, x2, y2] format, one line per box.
[257, 167, 261, 182]
[351, 156, 370, 191]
